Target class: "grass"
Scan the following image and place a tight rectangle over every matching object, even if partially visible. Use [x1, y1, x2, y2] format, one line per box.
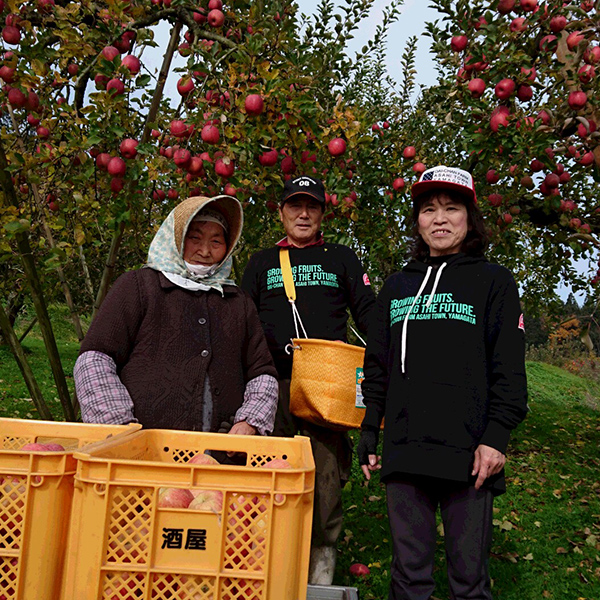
[337, 362, 600, 600]
[1, 321, 599, 599]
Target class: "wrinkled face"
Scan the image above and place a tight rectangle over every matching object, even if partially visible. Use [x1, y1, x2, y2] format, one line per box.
[278, 197, 324, 247]
[417, 192, 469, 256]
[183, 220, 227, 265]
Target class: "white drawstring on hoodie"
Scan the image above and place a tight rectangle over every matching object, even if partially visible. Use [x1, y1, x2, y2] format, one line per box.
[401, 262, 447, 374]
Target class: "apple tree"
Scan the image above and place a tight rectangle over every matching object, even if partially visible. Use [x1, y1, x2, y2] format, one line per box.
[0, 0, 419, 418]
[420, 0, 599, 307]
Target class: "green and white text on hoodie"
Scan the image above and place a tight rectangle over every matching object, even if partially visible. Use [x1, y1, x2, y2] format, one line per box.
[361, 253, 528, 495]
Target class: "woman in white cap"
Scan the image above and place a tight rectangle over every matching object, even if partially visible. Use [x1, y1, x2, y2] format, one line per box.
[357, 166, 528, 600]
[74, 195, 278, 437]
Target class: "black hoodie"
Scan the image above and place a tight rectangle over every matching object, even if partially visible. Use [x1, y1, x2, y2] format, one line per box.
[361, 253, 528, 494]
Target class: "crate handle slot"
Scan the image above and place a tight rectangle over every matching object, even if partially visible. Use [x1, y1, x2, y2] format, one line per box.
[93, 483, 107, 496]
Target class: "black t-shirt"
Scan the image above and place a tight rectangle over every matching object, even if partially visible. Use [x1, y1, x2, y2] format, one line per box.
[242, 243, 376, 378]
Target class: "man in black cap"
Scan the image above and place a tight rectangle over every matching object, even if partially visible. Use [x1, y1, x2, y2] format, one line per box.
[242, 175, 376, 585]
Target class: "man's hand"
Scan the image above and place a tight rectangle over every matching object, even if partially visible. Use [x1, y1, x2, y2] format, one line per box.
[472, 444, 505, 490]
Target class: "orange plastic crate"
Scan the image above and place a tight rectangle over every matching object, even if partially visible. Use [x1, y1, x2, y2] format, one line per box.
[0, 418, 141, 600]
[61, 430, 315, 600]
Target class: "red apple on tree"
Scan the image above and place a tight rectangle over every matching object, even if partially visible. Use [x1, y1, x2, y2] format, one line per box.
[488, 193, 503, 207]
[107, 156, 126, 177]
[2, 25, 20, 45]
[566, 31, 584, 51]
[486, 169, 499, 184]
[468, 78, 486, 98]
[170, 120, 188, 138]
[96, 153, 111, 171]
[259, 148, 278, 167]
[101, 45, 120, 62]
[494, 78, 515, 100]
[328, 138, 346, 156]
[173, 148, 191, 168]
[215, 157, 234, 178]
[7, 87, 26, 108]
[392, 177, 405, 191]
[516, 84, 533, 102]
[106, 78, 125, 96]
[121, 55, 140, 75]
[450, 35, 467, 52]
[208, 9, 225, 27]
[549, 15, 567, 33]
[520, 0, 537, 12]
[578, 64, 595, 84]
[490, 106, 510, 132]
[509, 18, 527, 33]
[245, 93, 264, 116]
[177, 77, 194, 96]
[413, 162, 426, 174]
[119, 138, 138, 159]
[281, 155, 296, 174]
[36, 125, 50, 139]
[497, 0, 515, 14]
[201, 124, 220, 144]
[0, 65, 15, 82]
[403, 146, 416, 159]
[568, 91, 587, 110]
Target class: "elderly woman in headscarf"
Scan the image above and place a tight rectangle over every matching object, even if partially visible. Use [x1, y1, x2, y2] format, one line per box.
[74, 195, 278, 436]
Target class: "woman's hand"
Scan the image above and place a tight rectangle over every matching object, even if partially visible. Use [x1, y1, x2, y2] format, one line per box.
[357, 429, 381, 482]
[229, 420, 256, 436]
[472, 444, 505, 490]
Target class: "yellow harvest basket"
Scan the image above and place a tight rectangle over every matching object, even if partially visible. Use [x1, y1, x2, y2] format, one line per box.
[0, 418, 141, 600]
[289, 338, 370, 431]
[60, 430, 315, 600]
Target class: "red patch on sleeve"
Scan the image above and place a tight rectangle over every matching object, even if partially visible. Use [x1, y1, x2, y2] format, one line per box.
[518, 314, 525, 331]
[363, 273, 371, 286]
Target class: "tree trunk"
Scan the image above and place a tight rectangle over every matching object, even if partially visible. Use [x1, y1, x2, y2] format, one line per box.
[0, 139, 75, 421]
[0, 292, 54, 420]
[7, 105, 85, 342]
[92, 22, 182, 317]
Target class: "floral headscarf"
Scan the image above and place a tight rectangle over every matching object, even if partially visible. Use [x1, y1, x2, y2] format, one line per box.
[147, 195, 243, 295]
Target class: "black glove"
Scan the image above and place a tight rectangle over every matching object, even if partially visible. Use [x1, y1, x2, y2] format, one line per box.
[217, 415, 235, 434]
[356, 428, 379, 466]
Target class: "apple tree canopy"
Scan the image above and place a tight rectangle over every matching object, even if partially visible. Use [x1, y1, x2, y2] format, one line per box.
[0, 0, 598, 419]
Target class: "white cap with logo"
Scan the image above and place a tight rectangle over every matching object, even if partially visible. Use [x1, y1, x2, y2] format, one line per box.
[411, 165, 477, 204]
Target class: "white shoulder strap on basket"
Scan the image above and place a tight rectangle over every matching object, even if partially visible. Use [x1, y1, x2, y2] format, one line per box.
[279, 248, 366, 352]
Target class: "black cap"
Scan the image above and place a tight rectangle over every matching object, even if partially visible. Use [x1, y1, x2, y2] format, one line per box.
[281, 176, 326, 206]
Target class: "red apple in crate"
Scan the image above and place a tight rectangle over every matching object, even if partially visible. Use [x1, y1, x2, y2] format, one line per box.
[43, 443, 65, 451]
[189, 452, 220, 465]
[349, 563, 370, 578]
[188, 489, 223, 512]
[158, 488, 194, 509]
[260, 458, 292, 502]
[20, 442, 48, 451]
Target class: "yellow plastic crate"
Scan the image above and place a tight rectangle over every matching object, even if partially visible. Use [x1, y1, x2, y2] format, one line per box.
[61, 430, 315, 600]
[0, 418, 141, 600]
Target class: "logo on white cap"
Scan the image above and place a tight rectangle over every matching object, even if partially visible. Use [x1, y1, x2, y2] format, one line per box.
[420, 166, 473, 189]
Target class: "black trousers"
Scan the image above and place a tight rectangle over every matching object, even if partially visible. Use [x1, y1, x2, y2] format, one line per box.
[273, 379, 352, 547]
[386, 475, 494, 600]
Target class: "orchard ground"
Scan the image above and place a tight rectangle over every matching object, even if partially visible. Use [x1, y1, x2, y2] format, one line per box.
[1, 305, 599, 600]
